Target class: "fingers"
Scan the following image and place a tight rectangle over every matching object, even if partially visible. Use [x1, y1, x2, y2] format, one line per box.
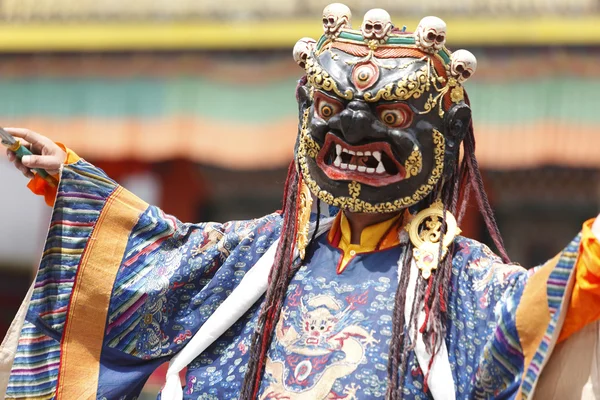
[4, 128, 46, 145]
[5, 128, 65, 162]
[21, 154, 61, 174]
[5, 149, 33, 178]
[16, 162, 34, 179]
[4, 128, 55, 154]
[6, 148, 15, 162]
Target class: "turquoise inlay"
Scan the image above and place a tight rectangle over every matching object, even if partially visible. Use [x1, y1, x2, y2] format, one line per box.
[0, 77, 597, 125]
[387, 36, 416, 46]
[316, 35, 327, 50]
[338, 31, 364, 42]
[439, 50, 450, 64]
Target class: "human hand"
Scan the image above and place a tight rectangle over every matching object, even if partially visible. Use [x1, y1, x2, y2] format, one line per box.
[4, 128, 67, 178]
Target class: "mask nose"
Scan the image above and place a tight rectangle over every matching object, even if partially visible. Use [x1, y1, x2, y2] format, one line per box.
[335, 100, 378, 144]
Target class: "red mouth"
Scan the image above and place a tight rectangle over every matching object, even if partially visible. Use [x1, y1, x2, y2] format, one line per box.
[306, 337, 319, 345]
[316, 133, 406, 187]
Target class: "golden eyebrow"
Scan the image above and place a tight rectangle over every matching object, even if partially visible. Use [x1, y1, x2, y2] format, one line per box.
[305, 54, 354, 101]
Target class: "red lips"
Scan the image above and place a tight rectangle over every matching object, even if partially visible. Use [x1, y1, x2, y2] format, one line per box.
[316, 133, 406, 187]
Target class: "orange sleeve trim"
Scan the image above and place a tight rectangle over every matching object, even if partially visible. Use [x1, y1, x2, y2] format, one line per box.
[516, 254, 557, 377]
[55, 187, 147, 399]
[26, 144, 81, 207]
[558, 218, 600, 343]
[57, 143, 81, 165]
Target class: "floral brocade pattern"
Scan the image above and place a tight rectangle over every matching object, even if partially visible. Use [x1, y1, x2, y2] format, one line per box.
[105, 211, 283, 360]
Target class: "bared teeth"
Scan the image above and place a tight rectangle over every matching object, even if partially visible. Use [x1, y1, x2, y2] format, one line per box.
[331, 145, 389, 175]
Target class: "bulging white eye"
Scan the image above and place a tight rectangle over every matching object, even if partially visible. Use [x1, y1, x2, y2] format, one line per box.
[314, 91, 344, 121]
[377, 103, 413, 128]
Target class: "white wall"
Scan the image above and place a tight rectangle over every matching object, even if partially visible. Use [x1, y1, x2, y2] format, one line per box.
[0, 159, 51, 268]
[0, 159, 160, 268]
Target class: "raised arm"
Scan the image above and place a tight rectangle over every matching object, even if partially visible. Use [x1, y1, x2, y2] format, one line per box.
[2, 130, 283, 399]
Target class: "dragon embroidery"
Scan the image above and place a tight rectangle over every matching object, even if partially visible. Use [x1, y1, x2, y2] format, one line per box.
[260, 293, 378, 399]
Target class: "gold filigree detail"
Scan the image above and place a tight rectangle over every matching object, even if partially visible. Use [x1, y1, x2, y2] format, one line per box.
[305, 53, 354, 101]
[348, 181, 361, 199]
[296, 109, 446, 213]
[363, 66, 430, 103]
[304, 134, 320, 159]
[404, 146, 423, 179]
[296, 179, 313, 260]
[451, 86, 464, 104]
[367, 40, 379, 51]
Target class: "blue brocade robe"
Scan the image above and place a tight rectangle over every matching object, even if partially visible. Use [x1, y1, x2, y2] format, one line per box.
[3, 160, 589, 399]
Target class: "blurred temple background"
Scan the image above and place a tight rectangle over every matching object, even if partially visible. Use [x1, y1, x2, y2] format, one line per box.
[0, 0, 599, 396]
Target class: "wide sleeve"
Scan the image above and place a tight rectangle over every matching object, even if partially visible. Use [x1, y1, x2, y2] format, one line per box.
[4, 159, 282, 400]
[456, 226, 596, 399]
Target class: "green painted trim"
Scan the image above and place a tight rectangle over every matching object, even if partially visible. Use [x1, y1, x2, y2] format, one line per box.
[387, 36, 416, 46]
[439, 50, 451, 64]
[338, 31, 363, 41]
[0, 77, 598, 124]
[316, 35, 327, 49]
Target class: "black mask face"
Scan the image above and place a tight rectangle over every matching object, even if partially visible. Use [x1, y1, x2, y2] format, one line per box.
[295, 47, 471, 213]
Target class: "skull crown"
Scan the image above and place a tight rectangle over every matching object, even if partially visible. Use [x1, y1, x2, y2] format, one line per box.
[322, 3, 352, 39]
[361, 8, 393, 44]
[450, 49, 477, 83]
[293, 37, 316, 69]
[298, 3, 476, 88]
[415, 16, 447, 53]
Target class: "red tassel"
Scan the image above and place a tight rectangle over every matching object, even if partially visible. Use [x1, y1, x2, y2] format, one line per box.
[422, 354, 435, 393]
[251, 162, 302, 399]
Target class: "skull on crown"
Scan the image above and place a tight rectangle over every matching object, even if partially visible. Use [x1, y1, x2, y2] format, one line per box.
[450, 49, 477, 83]
[415, 16, 447, 53]
[293, 37, 316, 69]
[322, 3, 352, 39]
[361, 8, 393, 44]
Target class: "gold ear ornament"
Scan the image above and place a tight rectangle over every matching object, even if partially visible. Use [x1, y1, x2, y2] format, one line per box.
[407, 200, 461, 279]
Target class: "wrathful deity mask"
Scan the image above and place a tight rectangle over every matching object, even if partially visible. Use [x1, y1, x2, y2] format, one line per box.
[293, 6, 477, 213]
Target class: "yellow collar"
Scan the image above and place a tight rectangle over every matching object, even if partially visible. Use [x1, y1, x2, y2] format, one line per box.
[328, 211, 403, 274]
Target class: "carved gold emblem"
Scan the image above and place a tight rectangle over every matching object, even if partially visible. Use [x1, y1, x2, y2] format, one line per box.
[406, 200, 461, 279]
